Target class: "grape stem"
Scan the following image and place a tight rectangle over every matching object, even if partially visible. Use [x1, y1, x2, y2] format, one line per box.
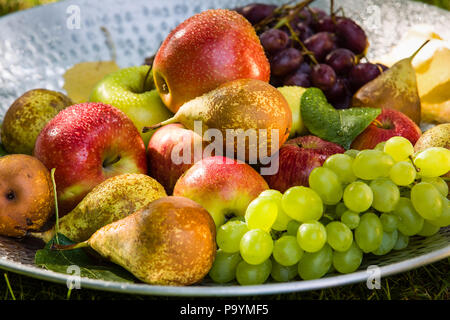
[408, 155, 420, 173]
[284, 22, 319, 65]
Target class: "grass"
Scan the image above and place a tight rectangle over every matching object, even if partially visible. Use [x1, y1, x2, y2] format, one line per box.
[0, 0, 449, 300]
[1, 258, 449, 300]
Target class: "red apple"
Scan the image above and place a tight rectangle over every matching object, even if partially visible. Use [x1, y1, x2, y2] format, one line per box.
[173, 156, 269, 226]
[34, 103, 147, 215]
[351, 108, 422, 150]
[153, 9, 270, 113]
[264, 135, 345, 193]
[147, 124, 205, 194]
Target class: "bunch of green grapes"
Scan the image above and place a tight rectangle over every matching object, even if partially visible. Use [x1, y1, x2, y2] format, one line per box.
[209, 136, 450, 285]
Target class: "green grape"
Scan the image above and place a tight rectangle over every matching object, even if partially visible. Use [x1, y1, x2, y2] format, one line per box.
[344, 149, 359, 158]
[209, 250, 242, 283]
[323, 153, 357, 184]
[414, 147, 450, 178]
[384, 136, 414, 162]
[374, 141, 386, 151]
[343, 181, 373, 213]
[271, 259, 298, 282]
[298, 244, 333, 280]
[372, 230, 398, 256]
[245, 197, 278, 232]
[410, 182, 443, 220]
[392, 197, 424, 236]
[240, 229, 273, 265]
[309, 167, 343, 205]
[380, 213, 398, 233]
[236, 259, 272, 285]
[389, 161, 416, 186]
[286, 220, 301, 236]
[325, 221, 353, 252]
[393, 232, 409, 250]
[421, 177, 449, 197]
[259, 189, 291, 231]
[335, 203, 348, 218]
[332, 242, 363, 274]
[216, 220, 249, 253]
[282, 186, 323, 222]
[352, 150, 395, 180]
[369, 178, 400, 212]
[296, 221, 327, 253]
[429, 199, 450, 227]
[273, 235, 304, 266]
[341, 210, 360, 229]
[228, 216, 245, 222]
[418, 220, 440, 237]
[355, 212, 383, 253]
[345, 149, 360, 158]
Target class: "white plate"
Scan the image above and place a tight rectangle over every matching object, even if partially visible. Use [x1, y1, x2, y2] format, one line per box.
[0, 0, 449, 296]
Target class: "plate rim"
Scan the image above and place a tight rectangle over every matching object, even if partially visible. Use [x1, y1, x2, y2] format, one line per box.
[0, 0, 449, 296]
[1, 244, 449, 296]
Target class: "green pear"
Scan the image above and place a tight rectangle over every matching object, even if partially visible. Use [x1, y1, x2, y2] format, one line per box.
[54, 196, 216, 286]
[90, 66, 173, 146]
[144, 79, 292, 162]
[1, 89, 72, 155]
[36, 173, 166, 243]
[352, 41, 429, 125]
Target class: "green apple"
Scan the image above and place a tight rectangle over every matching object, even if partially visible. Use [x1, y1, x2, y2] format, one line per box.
[278, 86, 308, 138]
[90, 66, 173, 145]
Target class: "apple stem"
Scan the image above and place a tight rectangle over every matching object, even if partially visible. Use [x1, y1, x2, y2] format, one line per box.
[142, 65, 153, 93]
[371, 119, 384, 128]
[51, 240, 89, 251]
[142, 117, 177, 133]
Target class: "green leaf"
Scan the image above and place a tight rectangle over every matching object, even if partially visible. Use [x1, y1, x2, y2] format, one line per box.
[301, 88, 381, 149]
[0, 143, 6, 157]
[35, 234, 135, 283]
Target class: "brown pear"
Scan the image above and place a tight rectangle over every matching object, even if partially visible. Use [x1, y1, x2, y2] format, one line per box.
[144, 79, 292, 163]
[55, 196, 216, 286]
[36, 173, 166, 243]
[352, 42, 430, 125]
[0, 155, 54, 237]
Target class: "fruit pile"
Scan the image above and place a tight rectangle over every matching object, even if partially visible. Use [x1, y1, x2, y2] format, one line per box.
[210, 136, 450, 285]
[236, 2, 387, 109]
[0, 0, 449, 288]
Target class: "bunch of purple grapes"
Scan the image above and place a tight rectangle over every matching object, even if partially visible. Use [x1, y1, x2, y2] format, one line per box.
[236, 3, 388, 109]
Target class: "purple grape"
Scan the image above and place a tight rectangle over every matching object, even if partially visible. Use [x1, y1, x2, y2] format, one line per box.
[298, 62, 312, 74]
[332, 93, 352, 109]
[325, 48, 357, 75]
[349, 63, 381, 91]
[298, 8, 313, 25]
[296, 22, 314, 41]
[259, 29, 289, 54]
[284, 71, 311, 87]
[304, 32, 337, 62]
[311, 64, 337, 91]
[324, 78, 348, 102]
[271, 48, 304, 77]
[314, 16, 336, 33]
[335, 17, 368, 54]
[377, 63, 389, 72]
[241, 3, 276, 25]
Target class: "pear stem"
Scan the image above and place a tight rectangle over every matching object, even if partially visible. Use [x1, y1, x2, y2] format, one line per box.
[51, 241, 89, 251]
[142, 117, 178, 133]
[410, 40, 430, 60]
[50, 168, 60, 245]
